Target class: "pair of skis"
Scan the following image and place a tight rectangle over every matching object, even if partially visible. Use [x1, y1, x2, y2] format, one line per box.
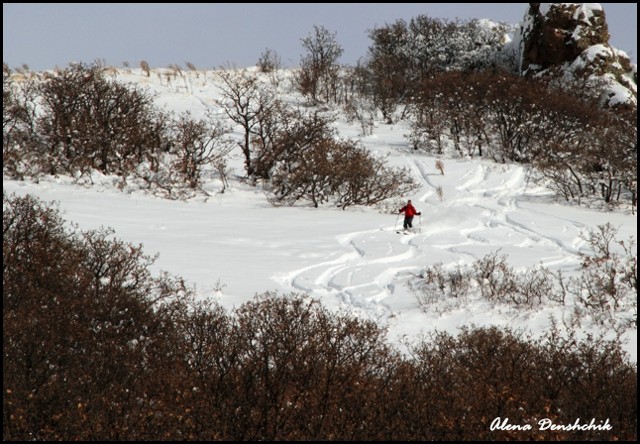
[394, 213, 422, 234]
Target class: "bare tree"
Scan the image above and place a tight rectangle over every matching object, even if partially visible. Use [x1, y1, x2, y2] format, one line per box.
[215, 68, 279, 177]
[297, 25, 344, 104]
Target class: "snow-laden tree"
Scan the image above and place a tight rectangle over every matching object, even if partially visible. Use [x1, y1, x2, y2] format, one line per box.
[364, 15, 511, 122]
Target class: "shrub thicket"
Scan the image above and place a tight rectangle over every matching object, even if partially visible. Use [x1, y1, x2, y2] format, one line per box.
[413, 224, 637, 333]
[4, 193, 636, 440]
[405, 69, 637, 208]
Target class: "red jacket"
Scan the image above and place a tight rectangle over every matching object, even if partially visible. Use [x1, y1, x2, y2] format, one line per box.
[400, 203, 418, 217]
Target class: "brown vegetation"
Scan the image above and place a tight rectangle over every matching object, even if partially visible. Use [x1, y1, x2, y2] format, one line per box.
[3, 193, 637, 440]
[405, 70, 637, 208]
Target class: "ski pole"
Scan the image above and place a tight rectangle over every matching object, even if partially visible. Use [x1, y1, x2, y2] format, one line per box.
[394, 213, 400, 231]
[419, 214, 422, 233]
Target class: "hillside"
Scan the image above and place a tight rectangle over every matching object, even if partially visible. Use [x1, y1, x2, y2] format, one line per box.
[4, 66, 637, 360]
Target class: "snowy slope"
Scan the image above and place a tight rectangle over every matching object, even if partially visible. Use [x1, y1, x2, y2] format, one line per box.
[4, 67, 637, 358]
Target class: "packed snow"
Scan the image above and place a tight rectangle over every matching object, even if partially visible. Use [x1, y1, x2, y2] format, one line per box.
[4, 67, 637, 359]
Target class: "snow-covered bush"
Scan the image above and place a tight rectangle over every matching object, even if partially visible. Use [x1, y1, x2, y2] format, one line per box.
[364, 15, 511, 122]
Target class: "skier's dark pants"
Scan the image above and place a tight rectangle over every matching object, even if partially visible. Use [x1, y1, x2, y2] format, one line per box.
[403, 216, 414, 230]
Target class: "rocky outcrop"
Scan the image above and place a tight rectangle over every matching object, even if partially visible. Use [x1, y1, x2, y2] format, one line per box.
[514, 3, 636, 107]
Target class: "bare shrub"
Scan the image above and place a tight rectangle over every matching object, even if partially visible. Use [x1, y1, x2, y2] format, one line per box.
[253, 103, 417, 208]
[366, 16, 509, 122]
[435, 185, 444, 201]
[36, 62, 168, 178]
[140, 60, 151, 76]
[297, 25, 343, 104]
[169, 63, 183, 77]
[3, 70, 40, 179]
[252, 107, 334, 180]
[413, 263, 471, 310]
[471, 253, 561, 308]
[269, 136, 419, 209]
[3, 195, 636, 442]
[414, 251, 563, 310]
[227, 292, 397, 440]
[473, 250, 518, 302]
[332, 143, 420, 209]
[435, 159, 444, 174]
[412, 231, 636, 330]
[3, 192, 193, 440]
[408, 325, 636, 440]
[566, 224, 637, 331]
[343, 96, 376, 136]
[256, 47, 282, 73]
[340, 62, 384, 127]
[270, 138, 337, 207]
[171, 112, 234, 191]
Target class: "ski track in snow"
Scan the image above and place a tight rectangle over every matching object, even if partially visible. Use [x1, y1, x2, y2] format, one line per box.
[274, 229, 421, 321]
[134, 72, 612, 326]
[5, 69, 635, 358]
[273, 160, 594, 323]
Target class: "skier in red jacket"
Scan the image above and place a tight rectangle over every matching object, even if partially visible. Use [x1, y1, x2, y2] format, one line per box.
[399, 199, 421, 231]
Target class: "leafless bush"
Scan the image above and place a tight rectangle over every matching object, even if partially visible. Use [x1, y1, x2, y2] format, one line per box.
[414, 252, 560, 310]
[366, 16, 508, 121]
[140, 60, 150, 76]
[3, 70, 41, 179]
[435, 159, 444, 174]
[171, 112, 234, 191]
[297, 25, 343, 104]
[473, 250, 518, 302]
[508, 267, 556, 308]
[413, 229, 636, 330]
[251, 102, 417, 208]
[406, 99, 448, 152]
[169, 63, 183, 78]
[36, 62, 168, 178]
[3, 192, 193, 440]
[269, 136, 419, 209]
[472, 253, 565, 308]
[269, 138, 337, 207]
[256, 47, 282, 73]
[343, 97, 376, 136]
[408, 325, 636, 440]
[252, 107, 334, 180]
[333, 144, 420, 209]
[404, 67, 635, 207]
[413, 263, 472, 309]
[435, 185, 444, 201]
[566, 224, 637, 331]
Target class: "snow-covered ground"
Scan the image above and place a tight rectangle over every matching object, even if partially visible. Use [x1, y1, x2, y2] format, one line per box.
[4, 68, 637, 359]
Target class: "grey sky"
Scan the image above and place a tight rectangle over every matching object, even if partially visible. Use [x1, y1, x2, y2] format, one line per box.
[3, 3, 637, 71]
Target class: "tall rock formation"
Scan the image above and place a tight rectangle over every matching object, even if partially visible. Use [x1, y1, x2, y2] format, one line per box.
[513, 3, 636, 108]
